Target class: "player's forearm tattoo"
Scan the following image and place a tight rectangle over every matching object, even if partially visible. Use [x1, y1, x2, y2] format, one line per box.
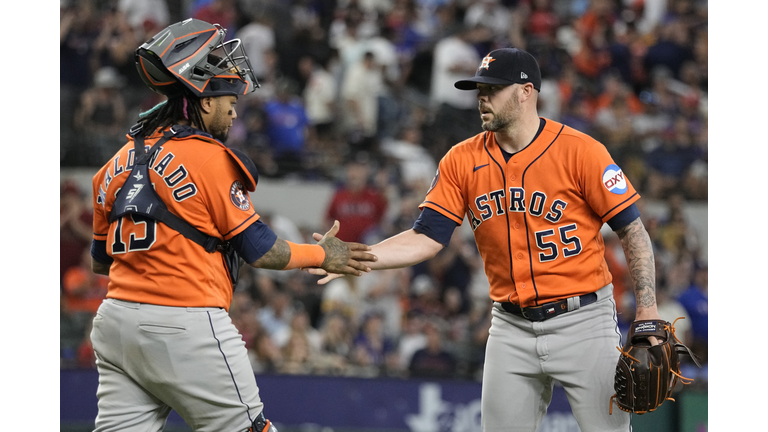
[616, 218, 656, 309]
[319, 237, 351, 273]
[253, 238, 292, 270]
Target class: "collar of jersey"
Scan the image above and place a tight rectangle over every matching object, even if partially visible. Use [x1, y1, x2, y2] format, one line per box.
[160, 124, 214, 140]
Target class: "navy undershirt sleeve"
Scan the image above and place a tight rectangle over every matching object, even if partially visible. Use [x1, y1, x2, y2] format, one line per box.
[607, 203, 641, 231]
[412, 207, 459, 247]
[91, 239, 113, 265]
[229, 219, 279, 264]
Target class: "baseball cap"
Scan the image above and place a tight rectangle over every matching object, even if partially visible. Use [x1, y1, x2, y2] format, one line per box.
[454, 48, 541, 92]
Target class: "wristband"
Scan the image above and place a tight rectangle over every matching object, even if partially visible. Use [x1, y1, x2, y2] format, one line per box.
[285, 242, 326, 269]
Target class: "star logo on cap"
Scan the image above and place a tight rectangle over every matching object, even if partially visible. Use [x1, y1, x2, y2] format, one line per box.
[479, 55, 495, 70]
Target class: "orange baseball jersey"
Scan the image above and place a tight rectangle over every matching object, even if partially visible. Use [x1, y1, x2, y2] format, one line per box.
[91, 127, 260, 310]
[420, 119, 640, 307]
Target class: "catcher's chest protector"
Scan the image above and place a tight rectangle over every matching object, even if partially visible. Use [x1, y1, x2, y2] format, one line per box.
[610, 318, 701, 415]
[109, 125, 241, 287]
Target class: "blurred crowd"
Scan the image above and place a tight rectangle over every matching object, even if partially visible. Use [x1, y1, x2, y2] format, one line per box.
[61, 0, 708, 382]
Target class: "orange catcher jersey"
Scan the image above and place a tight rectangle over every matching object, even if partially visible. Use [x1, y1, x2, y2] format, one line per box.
[91, 128, 260, 310]
[420, 119, 640, 307]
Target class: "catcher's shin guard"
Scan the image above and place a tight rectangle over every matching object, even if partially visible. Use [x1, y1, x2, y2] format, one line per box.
[249, 411, 278, 432]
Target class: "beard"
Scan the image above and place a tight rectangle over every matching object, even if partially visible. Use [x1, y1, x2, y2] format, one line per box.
[208, 104, 231, 142]
[481, 92, 521, 132]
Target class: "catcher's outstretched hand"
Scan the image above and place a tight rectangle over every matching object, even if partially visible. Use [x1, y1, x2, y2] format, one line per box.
[313, 221, 377, 278]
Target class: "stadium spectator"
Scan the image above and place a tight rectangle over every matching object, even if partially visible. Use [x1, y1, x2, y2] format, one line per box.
[60, 181, 94, 282]
[282, 271, 325, 328]
[634, 0, 668, 36]
[464, 0, 515, 44]
[275, 306, 322, 374]
[257, 290, 297, 345]
[427, 23, 488, 158]
[61, 0, 100, 165]
[76, 320, 98, 369]
[62, 248, 109, 317]
[654, 194, 702, 260]
[525, 0, 561, 44]
[466, 298, 492, 379]
[298, 54, 339, 152]
[236, 11, 277, 82]
[407, 274, 443, 318]
[230, 291, 263, 351]
[73, 66, 129, 164]
[379, 123, 438, 192]
[643, 18, 693, 80]
[324, 154, 388, 244]
[570, 0, 616, 79]
[655, 283, 692, 346]
[633, 91, 671, 154]
[396, 310, 428, 370]
[117, 0, 170, 34]
[358, 268, 410, 338]
[644, 118, 699, 199]
[408, 319, 457, 379]
[691, 27, 707, 90]
[250, 326, 284, 373]
[273, 305, 322, 351]
[427, 230, 481, 315]
[90, 8, 145, 104]
[340, 51, 385, 153]
[193, 0, 238, 33]
[350, 311, 398, 377]
[263, 78, 312, 177]
[676, 262, 708, 364]
[316, 312, 355, 375]
[278, 330, 316, 375]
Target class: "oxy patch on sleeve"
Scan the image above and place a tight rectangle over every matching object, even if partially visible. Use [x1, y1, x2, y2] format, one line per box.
[602, 164, 628, 195]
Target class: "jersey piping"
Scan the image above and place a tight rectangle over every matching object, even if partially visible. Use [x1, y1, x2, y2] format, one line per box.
[601, 193, 639, 220]
[520, 123, 565, 305]
[483, 132, 515, 287]
[421, 201, 463, 221]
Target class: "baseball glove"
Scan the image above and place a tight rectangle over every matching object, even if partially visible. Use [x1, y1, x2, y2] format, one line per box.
[610, 318, 701, 415]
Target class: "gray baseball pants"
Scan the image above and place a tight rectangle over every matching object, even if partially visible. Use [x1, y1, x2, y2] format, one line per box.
[481, 284, 631, 432]
[90, 298, 264, 432]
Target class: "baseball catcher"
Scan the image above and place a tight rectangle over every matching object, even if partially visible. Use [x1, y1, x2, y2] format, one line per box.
[610, 318, 701, 415]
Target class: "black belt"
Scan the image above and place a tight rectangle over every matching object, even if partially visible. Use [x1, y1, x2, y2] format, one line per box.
[500, 292, 598, 322]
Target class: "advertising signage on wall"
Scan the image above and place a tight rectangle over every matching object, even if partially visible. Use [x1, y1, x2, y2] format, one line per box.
[61, 370, 580, 431]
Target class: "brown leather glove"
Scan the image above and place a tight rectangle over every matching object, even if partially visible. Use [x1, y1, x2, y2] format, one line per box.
[610, 318, 701, 415]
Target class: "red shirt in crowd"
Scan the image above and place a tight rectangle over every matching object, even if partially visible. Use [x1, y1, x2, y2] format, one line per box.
[325, 187, 388, 243]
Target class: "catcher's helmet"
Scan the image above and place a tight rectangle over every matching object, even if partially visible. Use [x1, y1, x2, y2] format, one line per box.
[135, 18, 259, 97]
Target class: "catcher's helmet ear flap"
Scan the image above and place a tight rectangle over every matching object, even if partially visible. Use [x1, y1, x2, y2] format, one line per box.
[135, 18, 260, 98]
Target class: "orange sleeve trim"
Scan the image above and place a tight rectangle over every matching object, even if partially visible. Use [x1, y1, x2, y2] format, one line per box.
[285, 242, 326, 269]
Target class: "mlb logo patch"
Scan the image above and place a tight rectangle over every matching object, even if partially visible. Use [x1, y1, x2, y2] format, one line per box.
[602, 164, 628, 195]
[230, 180, 251, 211]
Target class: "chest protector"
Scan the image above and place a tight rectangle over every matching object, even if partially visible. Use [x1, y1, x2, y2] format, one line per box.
[108, 125, 242, 288]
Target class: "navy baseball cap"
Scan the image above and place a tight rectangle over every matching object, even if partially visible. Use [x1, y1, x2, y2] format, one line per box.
[455, 48, 541, 92]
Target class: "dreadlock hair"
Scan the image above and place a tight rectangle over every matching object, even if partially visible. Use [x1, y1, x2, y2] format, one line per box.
[136, 86, 207, 138]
